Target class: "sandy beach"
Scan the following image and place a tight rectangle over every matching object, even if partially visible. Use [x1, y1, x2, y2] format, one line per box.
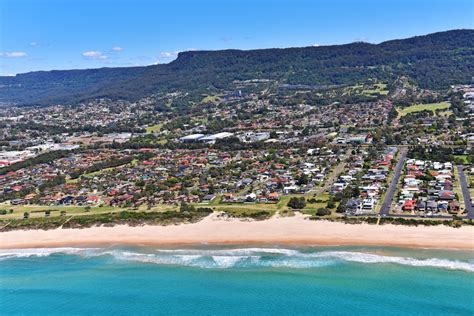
[1, 213, 473, 250]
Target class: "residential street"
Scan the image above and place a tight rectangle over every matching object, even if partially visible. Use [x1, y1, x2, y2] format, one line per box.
[379, 148, 407, 216]
[313, 150, 349, 196]
[457, 165, 473, 219]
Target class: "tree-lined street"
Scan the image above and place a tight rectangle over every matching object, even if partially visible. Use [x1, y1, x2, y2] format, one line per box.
[380, 148, 407, 216]
[457, 165, 473, 219]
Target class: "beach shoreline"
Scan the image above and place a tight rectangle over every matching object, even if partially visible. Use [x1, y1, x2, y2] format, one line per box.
[1, 214, 473, 250]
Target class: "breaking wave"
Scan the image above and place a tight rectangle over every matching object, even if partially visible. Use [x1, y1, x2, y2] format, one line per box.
[1, 247, 473, 272]
[0, 247, 99, 259]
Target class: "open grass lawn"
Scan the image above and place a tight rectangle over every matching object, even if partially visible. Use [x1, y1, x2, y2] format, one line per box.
[67, 160, 137, 184]
[214, 204, 276, 211]
[204, 202, 278, 220]
[452, 176, 465, 211]
[343, 83, 388, 96]
[0, 204, 179, 220]
[145, 123, 164, 134]
[438, 110, 453, 117]
[0, 188, 338, 221]
[362, 83, 389, 95]
[398, 102, 450, 117]
[201, 189, 330, 217]
[468, 174, 474, 198]
[300, 192, 336, 215]
[201, 95, 221, 103]
[81, 166, 117, 178]
[453, 155, 470, 165]
[65, 177, 80, 184]
[0, 205, 122, 220]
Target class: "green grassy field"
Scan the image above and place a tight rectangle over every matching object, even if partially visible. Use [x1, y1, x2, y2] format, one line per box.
[189, 187, 336, 218]
[362, 83, 389, 95]
[438, 110, 453, 117]
[67, 159, 139, 184]
[201, 95, 221, 103]
[468, 173, 474, 198]
[0, 189, 332, 221]
[145, 123, 164, 134]
[453, 155, 470, 165]
[398, 102, 450, 117]
[452, 175, 466, 212]
[0, 204, 179, 220]
[343, 83, 389, 96]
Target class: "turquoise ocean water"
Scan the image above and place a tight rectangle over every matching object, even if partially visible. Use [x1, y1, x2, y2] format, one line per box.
[1, 245, 473, 315]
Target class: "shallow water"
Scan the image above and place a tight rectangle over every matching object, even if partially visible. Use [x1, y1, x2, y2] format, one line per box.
[1, 245, 473, 315]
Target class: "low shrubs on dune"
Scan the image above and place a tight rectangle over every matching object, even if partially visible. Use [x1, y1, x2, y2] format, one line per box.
[0, 208, 214, 232]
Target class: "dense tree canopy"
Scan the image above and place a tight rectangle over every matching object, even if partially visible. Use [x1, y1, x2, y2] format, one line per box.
[0, 30, 472, 107]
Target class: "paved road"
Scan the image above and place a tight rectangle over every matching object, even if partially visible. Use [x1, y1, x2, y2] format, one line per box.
[313, 150, 349, 196]
[457, 165, 473, 219]
[380, 147, 407, 216]
[384, 214, 454, 219]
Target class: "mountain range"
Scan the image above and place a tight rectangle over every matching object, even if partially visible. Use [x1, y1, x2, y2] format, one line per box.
[0, 29, 473, 106]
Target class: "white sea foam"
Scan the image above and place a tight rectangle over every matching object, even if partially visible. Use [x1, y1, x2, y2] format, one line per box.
[156, 248, 300, 256]
[260, 257, 335, 269]
[309, 251, 474, 272]
[1, 247, 473, 272]
[106, 251, 248, 269]
[0, 247, 98, 259]
[212, 256, 248, 268]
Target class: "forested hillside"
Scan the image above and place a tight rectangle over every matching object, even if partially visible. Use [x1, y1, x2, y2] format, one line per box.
[0, 29, 472, 106]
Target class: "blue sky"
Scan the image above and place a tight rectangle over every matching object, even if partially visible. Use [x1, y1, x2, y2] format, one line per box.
[0, 0, 472, 75]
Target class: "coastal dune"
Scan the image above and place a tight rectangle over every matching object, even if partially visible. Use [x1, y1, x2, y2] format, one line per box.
[1, 213, 473, 250]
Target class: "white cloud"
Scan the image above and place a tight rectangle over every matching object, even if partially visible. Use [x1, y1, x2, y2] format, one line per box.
[159, 51, 179, 58]
[112, 46, 123, 52]
[81, 51, 107, 60]
[30, 41, 37, 47]
[0, 51, 27, 58]
[158, 49, 197, 60]
[313, 43, 320, 47]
